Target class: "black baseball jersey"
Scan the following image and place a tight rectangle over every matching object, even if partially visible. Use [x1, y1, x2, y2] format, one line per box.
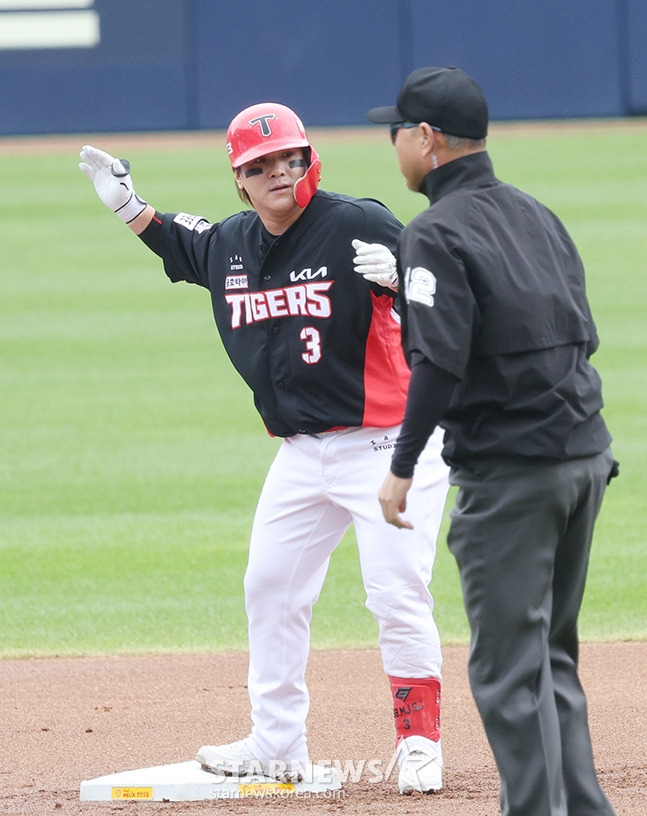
[398, 152, 611, 463]
[140, 191, 410, 437]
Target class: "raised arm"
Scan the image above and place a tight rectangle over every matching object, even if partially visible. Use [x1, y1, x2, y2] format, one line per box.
[79, 145, 155, 235]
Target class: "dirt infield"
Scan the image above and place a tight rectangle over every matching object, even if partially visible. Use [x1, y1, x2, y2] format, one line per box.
[2, 642, 645, 815]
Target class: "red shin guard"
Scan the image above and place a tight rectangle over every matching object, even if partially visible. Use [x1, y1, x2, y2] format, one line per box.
[389, 676, 441, 743]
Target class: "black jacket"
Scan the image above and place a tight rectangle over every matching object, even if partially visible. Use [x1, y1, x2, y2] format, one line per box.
[392, 152, 611, 472]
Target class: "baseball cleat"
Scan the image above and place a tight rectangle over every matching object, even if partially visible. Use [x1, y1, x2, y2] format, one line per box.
[196, 738, 303, 783]
[396, 736, 443, 794]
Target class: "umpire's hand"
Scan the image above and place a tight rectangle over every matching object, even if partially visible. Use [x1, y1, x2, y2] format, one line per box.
[378, 471, 414, 529]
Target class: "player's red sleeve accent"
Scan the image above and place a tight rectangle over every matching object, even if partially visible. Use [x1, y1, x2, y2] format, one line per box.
[362, 292, 410, 427]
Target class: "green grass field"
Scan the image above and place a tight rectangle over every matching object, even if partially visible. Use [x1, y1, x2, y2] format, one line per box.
[1, 121, 646, 658]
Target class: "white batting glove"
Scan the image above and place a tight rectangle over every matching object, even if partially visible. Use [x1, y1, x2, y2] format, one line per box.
[352, 239, 398, 290]
[79, 144, 147, 223]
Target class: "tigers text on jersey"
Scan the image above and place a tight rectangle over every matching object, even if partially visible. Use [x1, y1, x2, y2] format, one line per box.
[140, 191, 409, 437]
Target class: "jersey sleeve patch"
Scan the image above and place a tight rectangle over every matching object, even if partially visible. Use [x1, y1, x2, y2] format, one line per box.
[404, 266, 437, 308]
[173, 212, 212, 232]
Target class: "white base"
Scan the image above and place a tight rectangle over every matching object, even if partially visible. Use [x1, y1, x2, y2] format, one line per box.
[80, 760, 341, 801]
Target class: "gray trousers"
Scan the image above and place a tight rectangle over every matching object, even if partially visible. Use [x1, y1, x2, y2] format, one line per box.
[448, 449, 617, 816]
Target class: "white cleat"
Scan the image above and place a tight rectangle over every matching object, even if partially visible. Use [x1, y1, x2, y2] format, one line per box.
[397, 736, 443, 794]
[196, 738, 303, 783]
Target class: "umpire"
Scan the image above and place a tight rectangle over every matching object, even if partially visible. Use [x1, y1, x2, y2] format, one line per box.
[370, 67, 619, 816]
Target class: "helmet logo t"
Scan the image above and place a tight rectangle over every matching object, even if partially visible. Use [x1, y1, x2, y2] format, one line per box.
[248, 114, 276, 137]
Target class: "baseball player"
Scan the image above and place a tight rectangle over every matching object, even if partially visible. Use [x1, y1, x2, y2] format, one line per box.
[78, 103, 450, 794]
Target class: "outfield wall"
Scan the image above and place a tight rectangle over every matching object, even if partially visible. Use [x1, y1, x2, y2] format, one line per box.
[1, 0, 646, 136]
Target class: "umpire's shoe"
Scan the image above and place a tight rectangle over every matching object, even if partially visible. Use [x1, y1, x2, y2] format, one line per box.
[396, 736, 443, 794]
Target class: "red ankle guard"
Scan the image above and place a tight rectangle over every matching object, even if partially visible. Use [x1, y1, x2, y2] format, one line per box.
[389, 676, 441, 743]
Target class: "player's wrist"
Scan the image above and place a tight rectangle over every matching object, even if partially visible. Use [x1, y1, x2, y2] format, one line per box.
[132, 206, 159, 237]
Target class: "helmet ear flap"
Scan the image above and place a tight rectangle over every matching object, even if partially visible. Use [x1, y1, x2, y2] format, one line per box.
[294, 146, 321, 209]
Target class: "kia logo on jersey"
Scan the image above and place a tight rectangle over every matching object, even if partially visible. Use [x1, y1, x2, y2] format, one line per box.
[289, 266, 328, 282]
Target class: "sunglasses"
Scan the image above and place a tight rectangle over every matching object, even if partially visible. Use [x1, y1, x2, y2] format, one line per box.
[389, 122, 441, 145]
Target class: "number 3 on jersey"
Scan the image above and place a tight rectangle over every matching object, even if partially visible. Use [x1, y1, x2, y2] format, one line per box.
[300, 326, 322, 364]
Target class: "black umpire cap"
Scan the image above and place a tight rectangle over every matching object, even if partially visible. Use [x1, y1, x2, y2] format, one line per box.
[367, 66, 489, 140]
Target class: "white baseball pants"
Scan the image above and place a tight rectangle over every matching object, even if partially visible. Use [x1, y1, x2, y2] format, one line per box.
[243, 424, 449, 768]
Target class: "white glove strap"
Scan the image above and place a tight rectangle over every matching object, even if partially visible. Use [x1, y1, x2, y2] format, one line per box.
[115, 192, 147, 224]
[109, 157, 147, 222]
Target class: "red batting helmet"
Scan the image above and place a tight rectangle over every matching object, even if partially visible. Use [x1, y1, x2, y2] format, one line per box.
[226, 102, 321, 208]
